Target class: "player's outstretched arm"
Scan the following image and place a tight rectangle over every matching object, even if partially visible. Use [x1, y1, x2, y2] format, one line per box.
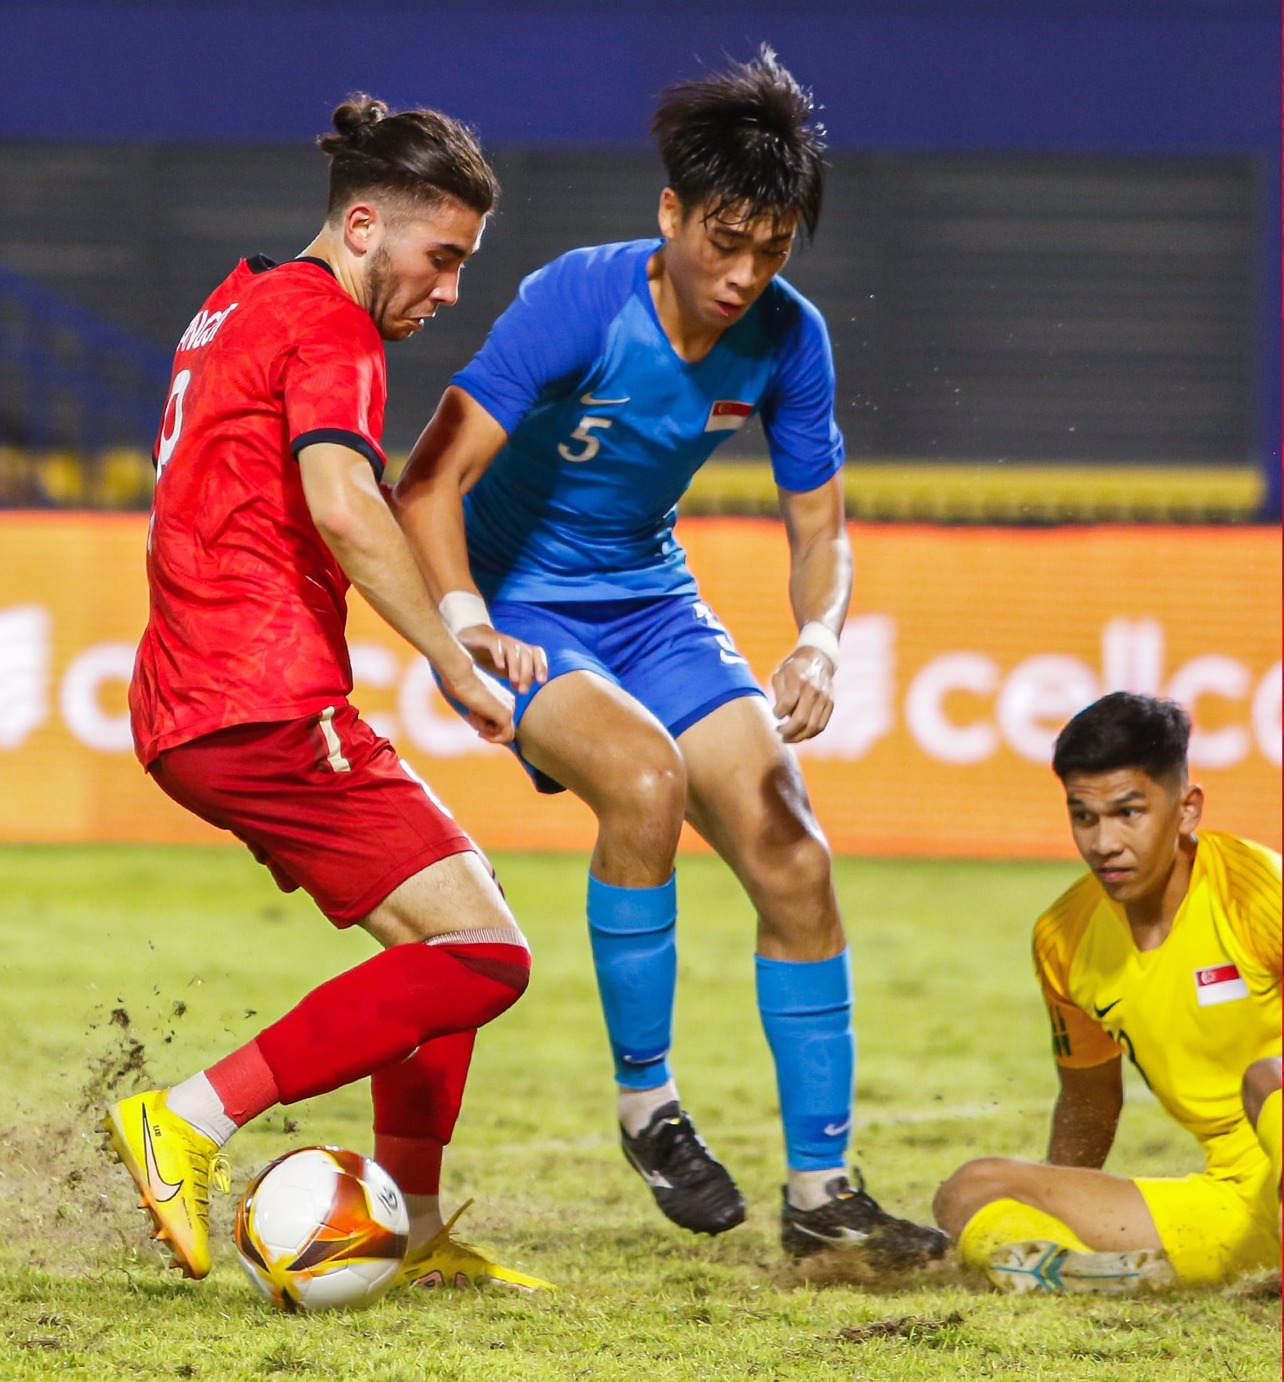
[1047, 1058, 1124, 1169]
[298, 439, 515, 744]
[770, 474, 852, 743]
[392, 386, 548, 694]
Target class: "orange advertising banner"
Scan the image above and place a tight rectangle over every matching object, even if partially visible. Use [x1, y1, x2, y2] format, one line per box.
[0, 513, 1278, 858]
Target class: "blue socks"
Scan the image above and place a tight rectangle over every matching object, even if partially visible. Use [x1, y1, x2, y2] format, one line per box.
[588, 873, 854, 1174]
[756, 949, 855, 1171]
[586, 873, 677, 1090]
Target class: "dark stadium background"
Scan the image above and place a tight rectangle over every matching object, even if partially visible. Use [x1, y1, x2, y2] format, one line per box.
[0, 0, 1277, 518]
[0, 0, 1278, 857]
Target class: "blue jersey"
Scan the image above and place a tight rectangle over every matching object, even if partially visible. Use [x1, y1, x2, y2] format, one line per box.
[453, 239, 844, 602]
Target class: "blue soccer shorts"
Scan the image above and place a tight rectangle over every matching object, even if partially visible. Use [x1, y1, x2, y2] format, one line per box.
[487, 594, 766, 794]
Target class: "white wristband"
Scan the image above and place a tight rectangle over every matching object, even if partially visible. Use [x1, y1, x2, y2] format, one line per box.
[795, 620, 841, 667]
[439, 590, 491, 636]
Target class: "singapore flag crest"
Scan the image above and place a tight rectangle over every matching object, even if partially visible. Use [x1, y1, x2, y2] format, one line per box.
[704, 400, 753, 432]
[1193, 963, 1249, 1007]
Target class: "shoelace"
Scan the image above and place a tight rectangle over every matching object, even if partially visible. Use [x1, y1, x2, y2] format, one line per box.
[210, 1154, 232, 1194]
[416, 1198, 479, 1257]
[826, 1168, 875, 1204]
[440, 1198, 475, 1238]
[653, 1114, 719, 1181]
[189, 1151, 233, 1217]
[806, 1170, 882, 1220]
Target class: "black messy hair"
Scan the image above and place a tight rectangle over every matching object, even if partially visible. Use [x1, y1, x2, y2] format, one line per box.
[318, 94, 499, 219]
[651, 45, 826, 241]
[1052, 692, 1192, 786]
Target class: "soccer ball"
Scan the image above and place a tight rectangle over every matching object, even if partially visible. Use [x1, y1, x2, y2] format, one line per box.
[233, 1146, 409, 1312]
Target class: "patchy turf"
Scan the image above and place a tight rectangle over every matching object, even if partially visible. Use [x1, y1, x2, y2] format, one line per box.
[0, 844, 1277, 1381]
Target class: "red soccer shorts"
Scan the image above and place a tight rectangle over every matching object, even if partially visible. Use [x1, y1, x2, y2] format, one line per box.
[149, 702, 474, 927]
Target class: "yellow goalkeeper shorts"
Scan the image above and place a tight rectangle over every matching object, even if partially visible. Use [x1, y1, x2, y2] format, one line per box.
[1136, 1150, 1279, 1286]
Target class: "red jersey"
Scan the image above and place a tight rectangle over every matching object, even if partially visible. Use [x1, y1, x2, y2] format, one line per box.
[130, 256, 387, 764]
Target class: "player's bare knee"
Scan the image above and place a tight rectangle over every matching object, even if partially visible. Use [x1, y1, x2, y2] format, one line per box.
[1241, 1055, 1282, 1128]
[747, 814, 832, 893]
[933, 1157, 1022, 1233]
[790, 830, 833, 896]
[591, 747, 686, 870]
[618, 742, 687, 824]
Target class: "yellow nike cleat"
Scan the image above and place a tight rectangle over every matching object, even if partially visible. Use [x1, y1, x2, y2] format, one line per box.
[397, 1200, 556, 1294]
[101, 1088, 231, 1280]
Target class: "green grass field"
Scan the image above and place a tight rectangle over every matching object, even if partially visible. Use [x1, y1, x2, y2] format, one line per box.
[0, 844, 1277, 1381]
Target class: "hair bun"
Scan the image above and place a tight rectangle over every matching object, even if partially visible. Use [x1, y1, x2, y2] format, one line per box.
[331, 95, 389, 145]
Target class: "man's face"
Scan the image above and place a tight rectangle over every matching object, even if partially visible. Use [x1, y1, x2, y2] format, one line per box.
[363, 199, 485, 341]
[1062, 765, 1202, 907]
[657, 190, 795, 333]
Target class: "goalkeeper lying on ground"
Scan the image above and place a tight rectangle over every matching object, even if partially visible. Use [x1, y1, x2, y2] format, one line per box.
[933, 691, 1281, 1294]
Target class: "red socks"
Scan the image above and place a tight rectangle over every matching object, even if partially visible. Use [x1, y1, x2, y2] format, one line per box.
[204, 1040, 281, 1126]
[372, 1029, 477, 1195]
[245, 940, 528, 1107]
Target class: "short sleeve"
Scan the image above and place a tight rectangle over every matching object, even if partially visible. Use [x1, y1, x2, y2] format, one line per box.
[758, 285, 845, 493]
[1220, 835, 1282, 977]
[283, 303, 386, 475]
[1033, 912, 1122, 1069]
[453, 249, 610, 435]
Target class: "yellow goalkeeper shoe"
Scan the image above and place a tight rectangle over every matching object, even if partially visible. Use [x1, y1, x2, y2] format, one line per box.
[101, 1089, 231, 1280]
[397, 1200, 555, 1294]
[988, 1239, 1176, 1296]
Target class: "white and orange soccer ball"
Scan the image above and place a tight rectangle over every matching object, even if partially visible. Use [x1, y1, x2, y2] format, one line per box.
[233, 1146, 409, 1312]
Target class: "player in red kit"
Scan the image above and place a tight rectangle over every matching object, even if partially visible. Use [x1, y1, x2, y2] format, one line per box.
[102, 95, 553, 1294]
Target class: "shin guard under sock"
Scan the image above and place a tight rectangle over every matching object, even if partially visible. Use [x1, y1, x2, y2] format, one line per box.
[756, 949, 854, 1171]
[587, 873, 677, 1090]
[255, 939, 528, 1105]
[372, 1029, 477, 1196]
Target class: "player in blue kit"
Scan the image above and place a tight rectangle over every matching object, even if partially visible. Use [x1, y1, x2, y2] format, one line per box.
[393, 47, 946, 1269]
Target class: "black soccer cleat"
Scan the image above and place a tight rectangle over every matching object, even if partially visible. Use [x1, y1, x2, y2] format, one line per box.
[620, 1101, 747, 1236]
[780, 1169, 949, 1267]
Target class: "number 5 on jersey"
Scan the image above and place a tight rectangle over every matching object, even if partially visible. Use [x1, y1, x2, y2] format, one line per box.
[558, 415, 612, 463]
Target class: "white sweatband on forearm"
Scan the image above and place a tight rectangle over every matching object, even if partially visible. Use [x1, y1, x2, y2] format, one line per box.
[439, 590, 491, 635]
[794, 620, 842, 666]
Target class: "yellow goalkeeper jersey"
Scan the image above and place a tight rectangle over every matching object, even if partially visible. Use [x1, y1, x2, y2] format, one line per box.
[1034, 830, 1281, 1176]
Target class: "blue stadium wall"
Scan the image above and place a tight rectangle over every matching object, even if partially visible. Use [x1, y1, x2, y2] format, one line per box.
[1, 0, 1277, 507]
[1, 1, 1274, 152]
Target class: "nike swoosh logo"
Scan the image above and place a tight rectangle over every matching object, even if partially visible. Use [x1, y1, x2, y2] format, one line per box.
[823, 1119, 852, 1137]
[797, 1224, 870, 1244]
[623, 1146, 673, 1190]
[1093, 998, 1122, 1019]
[580, 392, 630, 406]
[141, 1109, 184, 1203]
